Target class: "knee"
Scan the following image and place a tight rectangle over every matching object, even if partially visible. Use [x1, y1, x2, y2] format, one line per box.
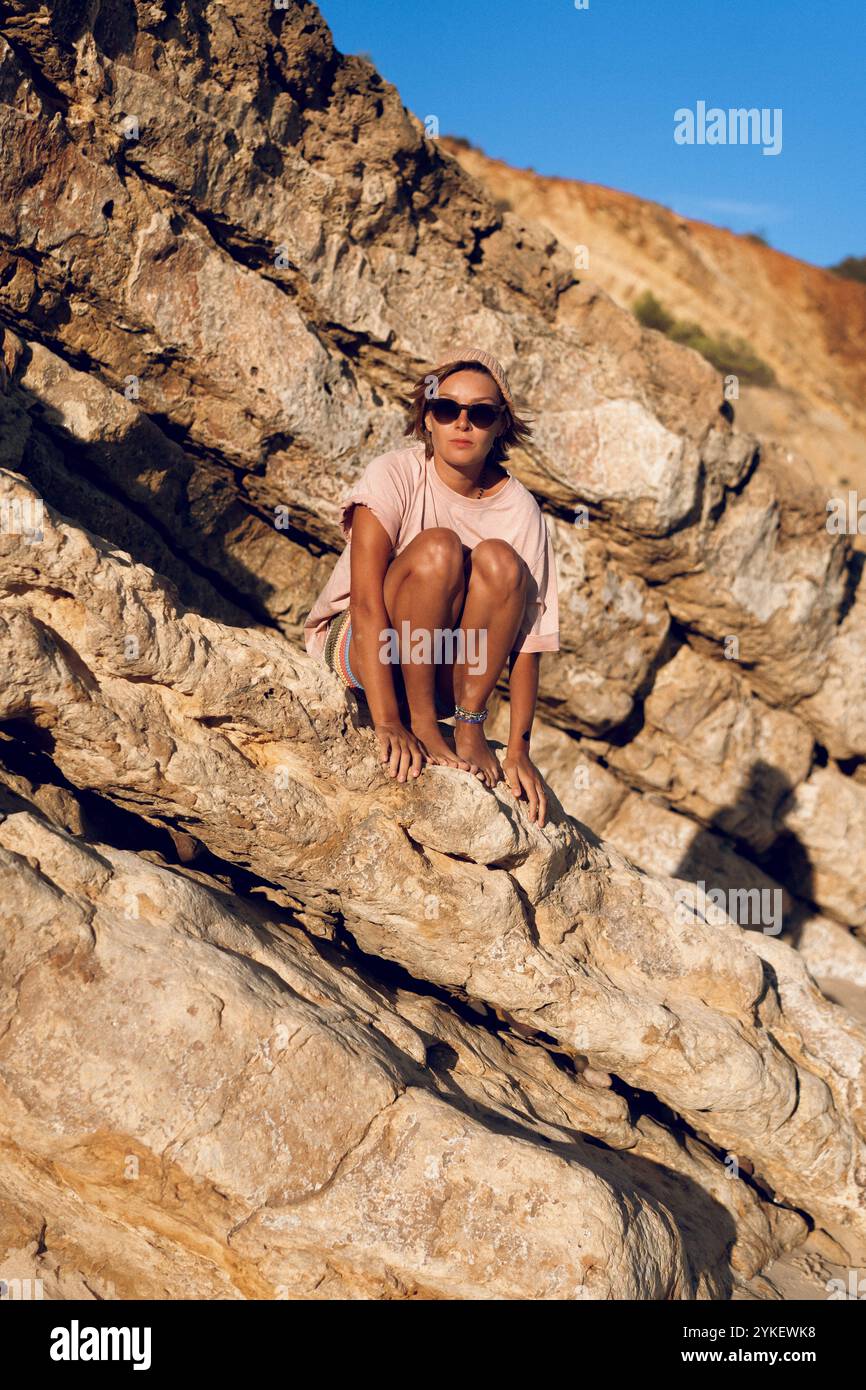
[409, 527, 464, 584]
[469, 539, 527, 593]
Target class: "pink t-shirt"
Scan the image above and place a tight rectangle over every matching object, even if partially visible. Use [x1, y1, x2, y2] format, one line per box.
[303, 442, 560, 660]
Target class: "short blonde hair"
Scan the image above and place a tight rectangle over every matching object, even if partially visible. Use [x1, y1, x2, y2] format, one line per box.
[403, 357, 534, 467]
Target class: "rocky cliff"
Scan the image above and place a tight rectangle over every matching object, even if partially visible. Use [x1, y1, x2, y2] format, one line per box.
[1, 0, 865, 1301]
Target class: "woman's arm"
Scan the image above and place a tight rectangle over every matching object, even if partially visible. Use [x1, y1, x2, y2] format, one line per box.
[349, 504, 426, 781]
[501, 649, 548, 827]
[348, 504, 400, 722]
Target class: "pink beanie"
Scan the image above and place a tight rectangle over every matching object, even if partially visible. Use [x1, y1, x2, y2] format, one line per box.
[441, 346, 515, 410]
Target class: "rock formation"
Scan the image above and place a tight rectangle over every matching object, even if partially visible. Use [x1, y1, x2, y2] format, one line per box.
[1, 1, 865, 1300]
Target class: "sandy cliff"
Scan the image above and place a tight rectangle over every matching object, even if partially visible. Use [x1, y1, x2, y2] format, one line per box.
[1, 0, 865, 1300]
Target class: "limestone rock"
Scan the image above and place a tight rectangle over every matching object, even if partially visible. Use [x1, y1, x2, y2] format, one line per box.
[797, 578, 866, 761]
[2, 799, 815, 1298]
[1, 472, 865, 1273]
[1, 0, 865, 1299]
[777, 767, 866, 927]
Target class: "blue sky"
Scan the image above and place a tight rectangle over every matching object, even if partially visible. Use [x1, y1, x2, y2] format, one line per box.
[317, 0, 864, 268]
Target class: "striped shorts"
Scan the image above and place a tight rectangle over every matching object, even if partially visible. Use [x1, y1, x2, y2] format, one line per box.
[323, 607, 363, 692]
[323, 610, 456, 720]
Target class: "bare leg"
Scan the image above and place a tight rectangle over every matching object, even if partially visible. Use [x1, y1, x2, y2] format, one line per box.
[451, 539, 528, 785]
[382, 528, 479, 774]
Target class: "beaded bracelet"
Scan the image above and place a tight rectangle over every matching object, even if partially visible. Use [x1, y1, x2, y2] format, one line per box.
[453, 703, 488, 724]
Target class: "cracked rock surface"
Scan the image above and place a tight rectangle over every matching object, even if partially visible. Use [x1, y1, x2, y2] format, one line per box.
[1, 1, 865, 1299]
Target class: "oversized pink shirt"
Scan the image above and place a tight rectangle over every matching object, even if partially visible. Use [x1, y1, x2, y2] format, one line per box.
[304, 442, 560, 661]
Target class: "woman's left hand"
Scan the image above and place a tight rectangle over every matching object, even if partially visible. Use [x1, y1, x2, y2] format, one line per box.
[501, 750, 548, 827]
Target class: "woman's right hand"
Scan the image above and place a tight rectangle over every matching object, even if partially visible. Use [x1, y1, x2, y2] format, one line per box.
[373, 721, 427, 782]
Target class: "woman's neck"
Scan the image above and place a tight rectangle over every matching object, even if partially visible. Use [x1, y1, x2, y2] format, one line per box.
[431, 448, 504, 498]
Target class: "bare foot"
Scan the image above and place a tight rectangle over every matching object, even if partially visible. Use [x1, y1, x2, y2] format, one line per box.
[453, 721, 502, 787]
[411, 718, 481, 776]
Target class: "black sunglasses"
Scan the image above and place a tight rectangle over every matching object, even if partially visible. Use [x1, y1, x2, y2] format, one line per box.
[426, 398, 504, 430]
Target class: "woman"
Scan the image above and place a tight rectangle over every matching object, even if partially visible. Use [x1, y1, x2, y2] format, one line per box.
[304, 347, 559, 826]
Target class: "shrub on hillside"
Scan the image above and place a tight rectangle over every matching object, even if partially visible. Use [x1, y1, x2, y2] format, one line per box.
[829, 255, 866, 285]
[668, 321, 777, 386]
[632, 290, 674, 333]
[632, 292, 776, 387]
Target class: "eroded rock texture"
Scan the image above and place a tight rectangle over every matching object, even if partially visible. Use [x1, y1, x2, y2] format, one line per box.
[1, 1, 865, 1300]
